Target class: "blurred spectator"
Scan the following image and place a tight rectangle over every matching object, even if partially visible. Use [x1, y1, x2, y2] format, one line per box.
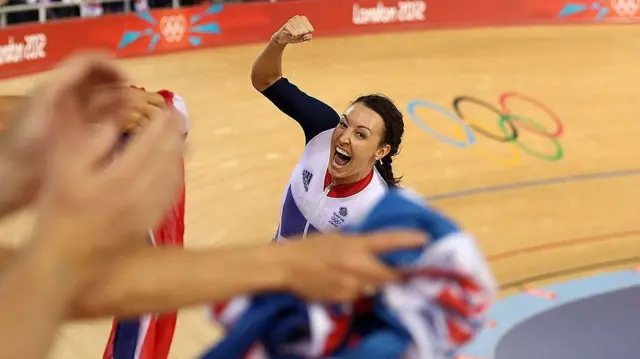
[0, 0, 211, 27]
[49, 0, 81, 20]
[4, 0, 39, 25]
[2, 0, 80, 25]
[100, 0, 137, 15]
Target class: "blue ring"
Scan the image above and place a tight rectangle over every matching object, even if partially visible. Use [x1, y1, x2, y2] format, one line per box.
[407, 100, 475, 148]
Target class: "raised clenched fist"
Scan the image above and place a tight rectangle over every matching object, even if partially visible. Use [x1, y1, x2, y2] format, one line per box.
[272, 15, 314, 45]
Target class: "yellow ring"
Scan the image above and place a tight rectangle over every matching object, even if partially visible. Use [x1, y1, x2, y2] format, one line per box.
[454, 121, 521, 167]
[469, 141, 521, 167]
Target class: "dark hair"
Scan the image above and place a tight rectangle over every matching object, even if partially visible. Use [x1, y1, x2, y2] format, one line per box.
[352, 94, 404, 188]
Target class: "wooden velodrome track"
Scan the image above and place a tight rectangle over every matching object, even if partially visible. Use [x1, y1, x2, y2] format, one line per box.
[0, 22, 639, 358]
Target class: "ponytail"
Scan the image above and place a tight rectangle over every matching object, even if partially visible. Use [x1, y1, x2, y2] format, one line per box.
[375, 155, 402, 188]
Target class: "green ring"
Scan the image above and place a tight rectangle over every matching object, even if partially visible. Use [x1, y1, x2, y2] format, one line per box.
[498, 115, 563, 162]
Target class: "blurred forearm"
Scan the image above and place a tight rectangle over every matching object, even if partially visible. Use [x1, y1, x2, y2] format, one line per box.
[0, 241, 288, 321]
[0, 149, 34, 217]
[71, 244, 287, 319]
[0, 96, 36, 216]
[0, 242, 78, 359]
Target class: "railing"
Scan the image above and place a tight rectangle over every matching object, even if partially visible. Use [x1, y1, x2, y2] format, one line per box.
[0, 0, 183, 28]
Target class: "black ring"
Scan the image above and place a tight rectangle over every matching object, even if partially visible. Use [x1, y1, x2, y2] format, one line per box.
[452, 96, 518, 142]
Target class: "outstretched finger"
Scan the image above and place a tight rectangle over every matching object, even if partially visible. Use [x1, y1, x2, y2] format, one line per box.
[135, 99, 160, 122]
[145, 92, 168, 109]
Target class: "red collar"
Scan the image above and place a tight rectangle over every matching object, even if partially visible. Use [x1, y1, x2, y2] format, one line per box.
[323, 169, 374, 198]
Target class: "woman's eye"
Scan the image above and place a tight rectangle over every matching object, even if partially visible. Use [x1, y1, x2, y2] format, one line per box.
[339, 121, 347, 128]
[356, 132, 366, 139]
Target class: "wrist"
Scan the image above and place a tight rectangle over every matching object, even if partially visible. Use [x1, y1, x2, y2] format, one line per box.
[246, 244, 290, 292]
[269, 34, 288, 48]
[29, 221, 105, 292]
[22, 240, 82, 302]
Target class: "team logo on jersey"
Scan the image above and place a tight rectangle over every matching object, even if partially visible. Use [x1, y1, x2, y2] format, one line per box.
[302, 169, 313, 192]
[329, 207, 349, 228]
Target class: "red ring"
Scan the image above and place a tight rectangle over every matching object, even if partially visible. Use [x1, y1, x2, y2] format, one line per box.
[499, 92, 564, 138]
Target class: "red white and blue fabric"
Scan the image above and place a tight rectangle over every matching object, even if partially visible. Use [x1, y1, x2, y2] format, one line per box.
[205, 188, 497, 359]
[102, 89, 189, 359]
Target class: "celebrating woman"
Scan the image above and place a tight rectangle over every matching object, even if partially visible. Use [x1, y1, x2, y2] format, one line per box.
[251, 16, 406, 241]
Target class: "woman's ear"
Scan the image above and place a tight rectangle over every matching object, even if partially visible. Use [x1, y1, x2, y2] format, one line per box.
[375, 144, 391, 161]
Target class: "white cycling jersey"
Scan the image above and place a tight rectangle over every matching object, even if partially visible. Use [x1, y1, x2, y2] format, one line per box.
[274, 129, 388, 241]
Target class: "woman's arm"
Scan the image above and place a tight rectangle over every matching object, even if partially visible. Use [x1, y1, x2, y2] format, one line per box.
[250, 39, 286, 92]
[251, 16, 340, 144]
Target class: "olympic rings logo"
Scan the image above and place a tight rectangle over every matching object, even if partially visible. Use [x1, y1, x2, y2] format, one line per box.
[159, 15, 187, 43]
[406, 92, 565, 165]
[611, 0, 640, 16]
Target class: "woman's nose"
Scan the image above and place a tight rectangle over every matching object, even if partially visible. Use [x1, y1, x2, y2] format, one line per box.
[338, 131, 351, 144]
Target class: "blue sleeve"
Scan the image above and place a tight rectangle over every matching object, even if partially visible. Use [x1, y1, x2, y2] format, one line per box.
[261, 77, 340, 144]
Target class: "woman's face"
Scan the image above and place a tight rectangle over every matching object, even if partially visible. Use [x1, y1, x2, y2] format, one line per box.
[328, 102, 390, 184]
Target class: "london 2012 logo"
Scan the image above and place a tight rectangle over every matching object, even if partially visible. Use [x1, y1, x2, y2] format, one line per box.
[558, 0, 639, 20]
[118, 4, 223, 52]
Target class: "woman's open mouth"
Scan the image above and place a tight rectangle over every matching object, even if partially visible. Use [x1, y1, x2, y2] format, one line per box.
[332, 146, 352, 168]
